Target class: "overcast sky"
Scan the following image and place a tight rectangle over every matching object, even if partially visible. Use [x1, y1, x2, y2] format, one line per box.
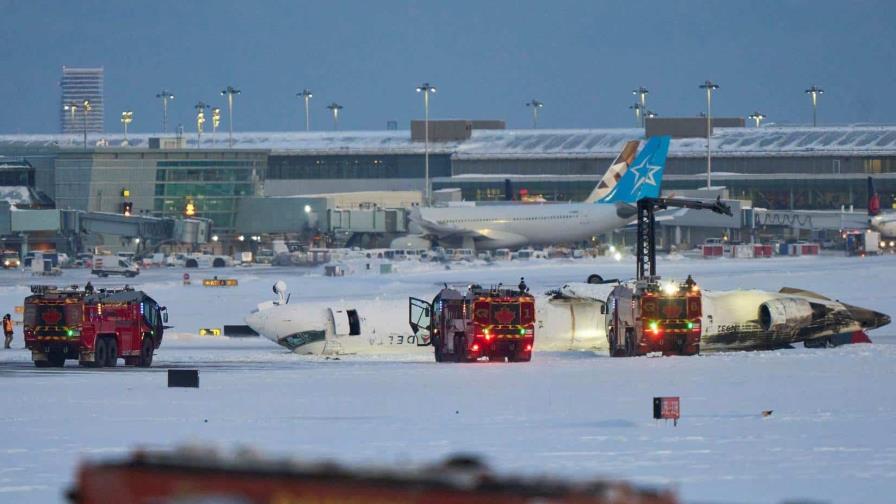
[1, 0, 894, 134]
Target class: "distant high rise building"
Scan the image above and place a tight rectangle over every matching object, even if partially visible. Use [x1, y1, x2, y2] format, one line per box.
[60, 66, 104, 133]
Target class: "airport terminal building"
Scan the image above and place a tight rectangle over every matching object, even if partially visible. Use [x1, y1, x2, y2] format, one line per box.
[1, 120, 894, 249]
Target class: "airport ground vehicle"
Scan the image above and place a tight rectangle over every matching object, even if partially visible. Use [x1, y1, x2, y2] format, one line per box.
[24, 285, 167, 368]
[604, 196, 731, 357]
[410, 284, 535, 362]
[91, 254, 139, 277]
[68, 449, 678, 504]
[606, 278, 702, 356]
[2, 250, 20, 269]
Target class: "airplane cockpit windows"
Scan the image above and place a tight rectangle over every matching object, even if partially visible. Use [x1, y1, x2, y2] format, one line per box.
[279, 330, 326, 351]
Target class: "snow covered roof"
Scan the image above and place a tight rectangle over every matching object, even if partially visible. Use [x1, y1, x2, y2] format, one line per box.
[0, 186, 33, 206]
[2, 126, 896, 158]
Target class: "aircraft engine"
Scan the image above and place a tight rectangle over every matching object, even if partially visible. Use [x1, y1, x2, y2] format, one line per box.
[759, 298, 814, 332]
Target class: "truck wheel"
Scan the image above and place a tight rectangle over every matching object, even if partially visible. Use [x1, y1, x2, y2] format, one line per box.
[93, 338, 108, 368]
[48, 351, 66, 367]
[454, 335, 465, 363]
[105, 338, 118, 367]
[34, 360, 52, 368]
[137, 337, 154, 367]
[587, 273, 604, 284]
[624, 328, 636, 357]
[608, 328, 622, 357]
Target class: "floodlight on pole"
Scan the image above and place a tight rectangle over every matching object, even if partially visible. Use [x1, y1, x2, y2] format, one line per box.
[297, 89, 313, 131]
[63, 102, 78, 141]
[416, 82, 436, 206]
[645, 110, 658, 119]
[220, 86, 241, 147]
[525, 99, 544, 129]
[632, 86, 649, 127]
[326, 102, 343, 130]
[81, 99, 92, 151]
[805, 85, 824, 127]
[155, 90, 175, 133]
[195, 101, 209, 148]
[120, 111, 133, 142]
[628, 103, 642, 126]
[698, 80, 720, 189]
[211, 107, 221, 146]
[748, 111, 767, 128]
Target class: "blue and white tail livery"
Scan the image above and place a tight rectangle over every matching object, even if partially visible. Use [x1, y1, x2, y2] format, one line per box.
[597, 136, 671, 204]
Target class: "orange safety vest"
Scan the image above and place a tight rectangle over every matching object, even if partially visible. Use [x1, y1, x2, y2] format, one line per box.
[3, 318, 12, 333]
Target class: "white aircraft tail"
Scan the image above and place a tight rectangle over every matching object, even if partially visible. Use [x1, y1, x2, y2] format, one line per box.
[584, 140, 640, 203]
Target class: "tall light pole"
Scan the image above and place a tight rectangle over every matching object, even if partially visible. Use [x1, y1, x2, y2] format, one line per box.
[195, 101, 209, 148]
[748, 111, 766, 128]
[155, 90, 174, 133]
[805, 85, 824, 127]
[81, 99, 92, 151]
[63, 102, 78, 139]
[526, 99, 544, 129]
[416, 82, 436, 206]
[220, 86, 240, 147]
[297, 89, 313, 131]
[632, 86, 649, 127]
[211, 107, 221, 146]
[326, 102, 343, 130]
[699, 80, 719, 189]
[628, 102, 642, 127]
[120, 111, 133, 143]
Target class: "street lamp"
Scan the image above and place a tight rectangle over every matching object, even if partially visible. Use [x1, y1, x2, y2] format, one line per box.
[698, 80, 720, 189]
[525, 99, 544, 129]
[120, 111, 133, 143]
[81, 99, 92, 151]
[195, 102, 209, 148]
[326, 102, 343, 130]
[220, 86, 241, 147]
[628, 102, 642, 126]
[748, 111, 766, 128]
[155, 90, 175, 133]
[211, 107, 221, 146]
[632, 86, 649, 127]
[297, 89, 313, 131]
[805, 85, 824, 127]
[416, 82, 436, 206]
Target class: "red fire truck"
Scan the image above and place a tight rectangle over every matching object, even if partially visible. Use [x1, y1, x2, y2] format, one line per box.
[605, 278, 702, 357]
[24, 285, 167, 368]
[409, 285, 535, 362]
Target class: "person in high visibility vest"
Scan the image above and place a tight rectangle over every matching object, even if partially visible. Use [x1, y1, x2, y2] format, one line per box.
[3, 314, 12, 349]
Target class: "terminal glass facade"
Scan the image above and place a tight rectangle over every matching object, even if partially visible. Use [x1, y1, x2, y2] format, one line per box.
[153, 159, 259, 231]
[267, 154, 451, 180]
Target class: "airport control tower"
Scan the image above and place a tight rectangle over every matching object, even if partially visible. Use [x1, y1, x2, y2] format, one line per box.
[60, 66, 104, 134]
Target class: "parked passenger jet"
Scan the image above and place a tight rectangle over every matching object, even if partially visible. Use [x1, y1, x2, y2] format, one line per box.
[868, 177, 896, 238]
[410, 136, 671, 250]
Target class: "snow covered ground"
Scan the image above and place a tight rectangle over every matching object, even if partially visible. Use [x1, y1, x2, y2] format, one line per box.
[1, 255, 895, 503]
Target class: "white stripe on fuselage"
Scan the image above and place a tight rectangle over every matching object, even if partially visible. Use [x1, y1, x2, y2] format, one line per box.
[418, 203, 628, 249]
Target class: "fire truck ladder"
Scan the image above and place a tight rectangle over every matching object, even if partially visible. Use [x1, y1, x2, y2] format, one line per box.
[636, 196, 732, 281]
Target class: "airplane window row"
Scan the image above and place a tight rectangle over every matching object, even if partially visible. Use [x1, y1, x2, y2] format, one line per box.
[440, 215, 575, 224]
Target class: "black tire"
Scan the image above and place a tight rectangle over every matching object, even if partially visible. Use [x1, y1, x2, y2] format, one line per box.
[624, 328, 636, 357]
[454, 335, 465, 363]
[137, 337, 154, 367]
[185, 259, 198, 268]
[34, 360, 52, 368]
[105, 338, 118, 367]
[93, 338, 108, 368]
[434, 347, 443, 362]
[212, 258, 225, 268]
[609, 328, 621, 357]
[48, 351, 66, 367]
[587, 273, 604, 284]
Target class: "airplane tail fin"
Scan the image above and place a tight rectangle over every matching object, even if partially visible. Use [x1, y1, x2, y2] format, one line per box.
[868, 176, 881, 217]
[584, 140, 640, 203]
[597, 136, 671, 204]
